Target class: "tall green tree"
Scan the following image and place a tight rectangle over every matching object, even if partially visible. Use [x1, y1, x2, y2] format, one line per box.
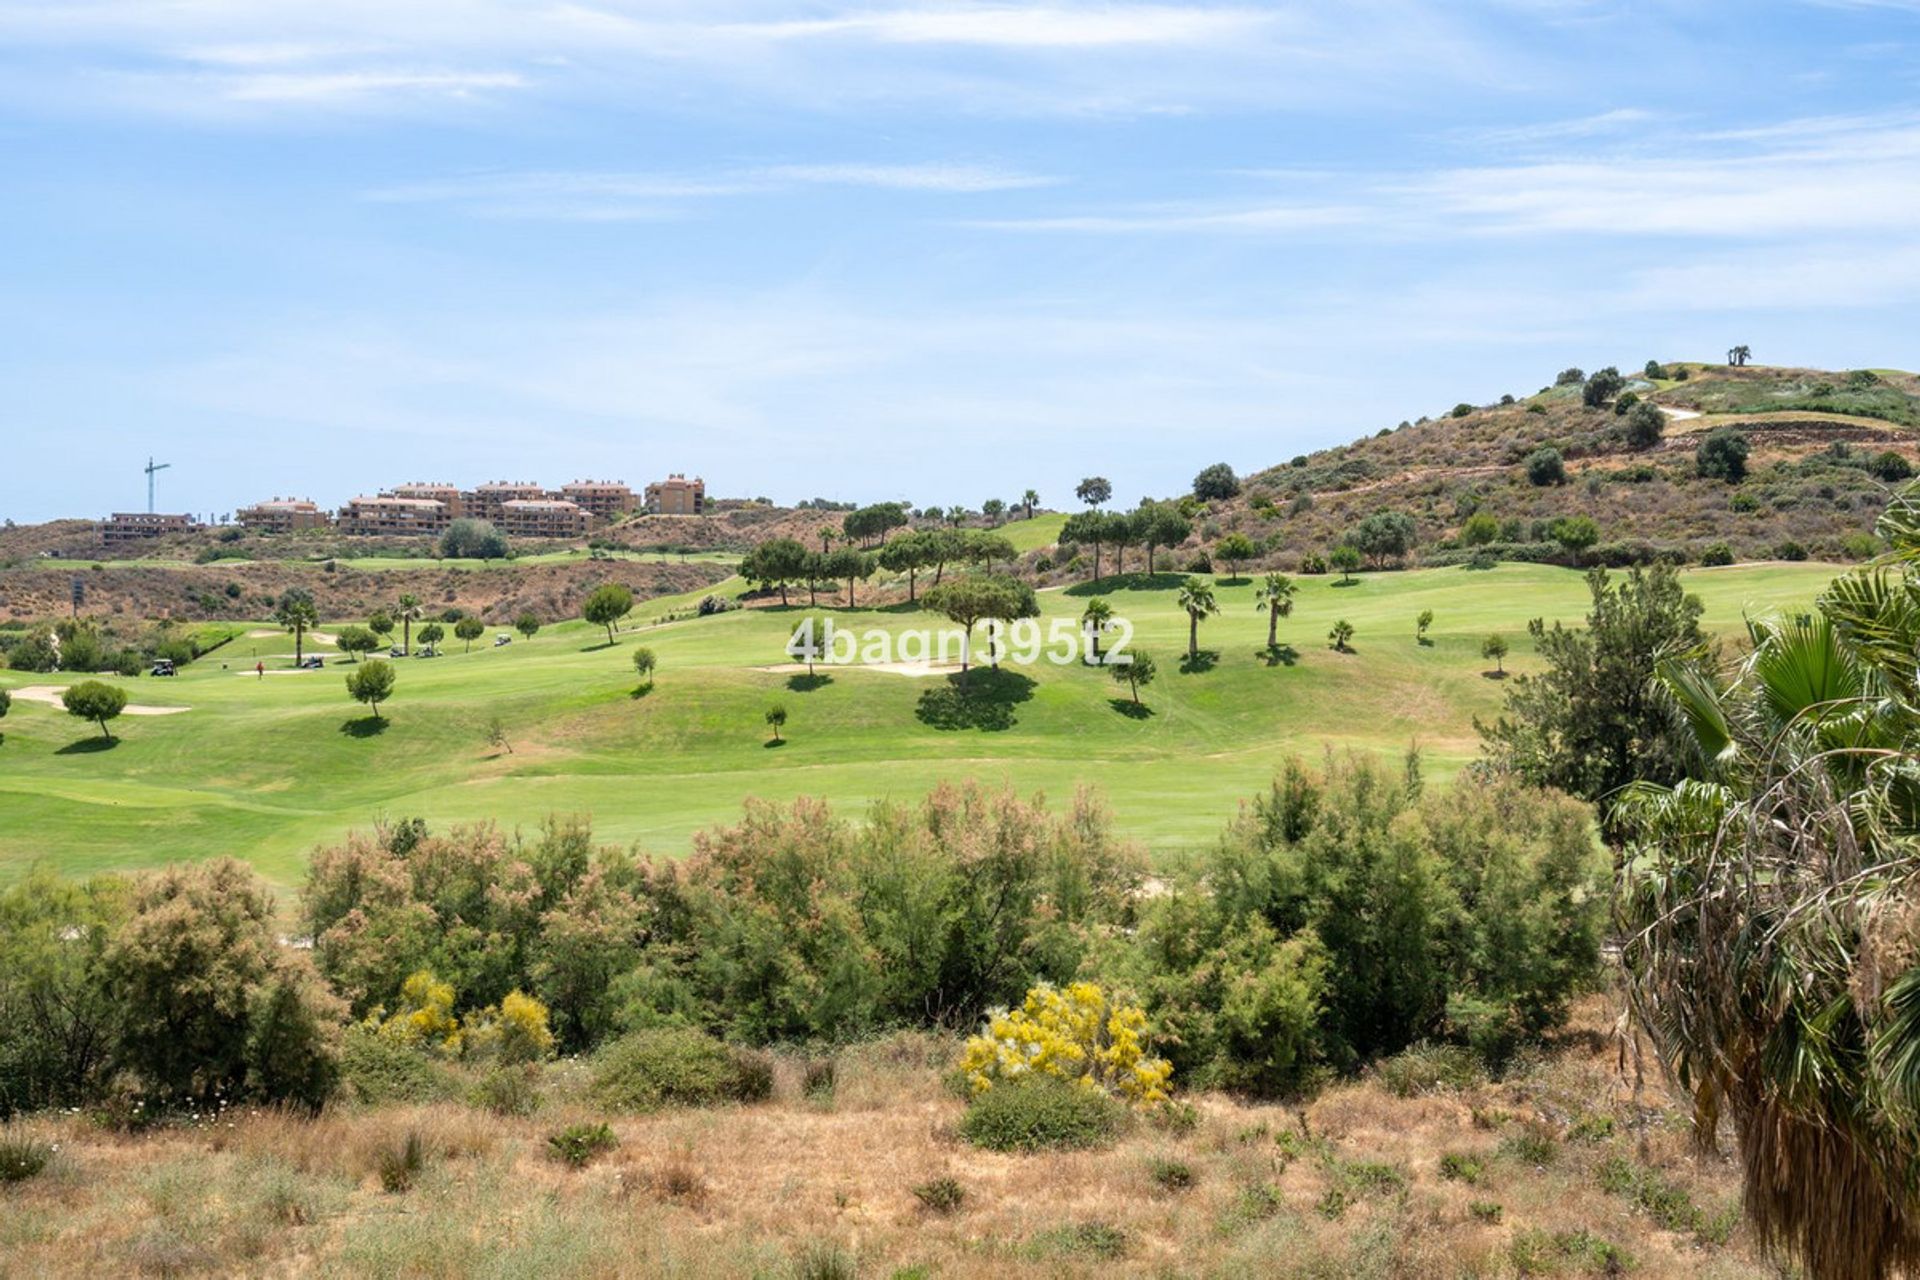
[1111, 649, 1157, 706]
[1215, 533, 1256, 581]
[61, 680, 126, 740]
[275, 587, 319, 666]
[877, 531, 930, 603]
[1021, 489, 1039, 520]
[394, 593, 423, 656]
[742, 537, 810, 606]
[1081, 597, 1113, 663]
[1075, 477, 1112, 508]
[1177, 576, 1219, 661]
[1478, 564, 1704, 835]
[922, 576, 1038, 677]
[1254, 572, 1296, 651]
[345, 658, 395, 720]
[1136, 502, 1192, 576]
[582, 583, 635, 645]
[454, 617, 485, 652]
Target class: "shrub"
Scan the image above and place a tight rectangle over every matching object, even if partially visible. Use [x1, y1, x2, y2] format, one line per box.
[1440, 1152, 1485, 1184]
[1700, 542, 1735, 566]
[547, 1121, 618, 1169]
[0, 1133, 53, 1183]
[1147, 1157, 1197, 1192]
[960, 982, 1171, 1106]
[337, 1025, 457, 1104]
[911, 1176, 966, 1213]
[377, 1131, 426, 1193]
[1471, 1200, 1504, 1223]
[959, 1076, 1125, 1152]
[790, 1241, 859, 1280]
[590, 1027, 771, 1111]
[470, 1063, 543, 1117]
[1841, 532, 1880, 561]
[1028, 1220, 1130, 1260]
[1729, 491, 1760, 513]
[1299, 553, 1329, 575]
[1696, 427, 1750, 482]
[464, 990, 557, 1064]
[1775, 539, 1809, 561]
[1498, 1127, 1557, 1167]
[1375, 1043, 1484, 1097]
[1871, 450, 1914, 482]
[0, 871, 127, 1118]
[1525, 447, 1566, 487]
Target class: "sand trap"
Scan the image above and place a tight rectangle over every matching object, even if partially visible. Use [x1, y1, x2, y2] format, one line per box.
[1658, 406, 1703, 422]
[246, 629, 339, 644]
[756, 661, 964, 678]
[9, 685, 190, 716]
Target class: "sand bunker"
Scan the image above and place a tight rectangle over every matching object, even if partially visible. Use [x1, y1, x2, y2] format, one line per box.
[9, 685, 190, 716]
[246, 629, 339, 644]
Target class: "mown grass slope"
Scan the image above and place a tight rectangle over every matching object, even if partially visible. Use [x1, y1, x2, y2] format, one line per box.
[0, 561, 1835, 886]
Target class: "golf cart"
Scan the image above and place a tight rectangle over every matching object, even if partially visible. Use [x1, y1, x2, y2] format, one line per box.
[389, 645, 406, 658]
[415, 646, 439, 659]
[297, 654, 325, 670]
[494, 634, 512, 647]
[150, 658, 176, 677]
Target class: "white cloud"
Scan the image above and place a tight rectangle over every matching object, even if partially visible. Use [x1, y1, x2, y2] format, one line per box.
[731, 6, 1276, 48]
[216, 69, 527, 104]
[759, 163, 1060, 192]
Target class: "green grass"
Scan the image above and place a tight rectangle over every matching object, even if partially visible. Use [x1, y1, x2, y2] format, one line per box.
[0, 561, 1836, 888]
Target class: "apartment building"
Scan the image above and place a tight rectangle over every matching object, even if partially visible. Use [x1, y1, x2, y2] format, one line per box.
[236, 498, 331, 534]
[497, 498, 591, 539]
[390, 482, 464, 517]
[644, 473, 706, 516]
[99, 512, 196, 544]
[558, 479, 637, 524]
[337, 495, 450, 536]
[466, 481, 547, 522]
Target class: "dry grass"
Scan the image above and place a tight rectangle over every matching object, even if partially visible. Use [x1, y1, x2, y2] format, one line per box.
[0, 1004, 1772, 1278]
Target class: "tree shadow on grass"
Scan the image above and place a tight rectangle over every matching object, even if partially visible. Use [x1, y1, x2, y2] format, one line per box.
[56, 735, 119, 754]
[1108, 698, 1155, 719]
[1258, 644, 1300, 668]
[339, 716, 389, 738]
[1331, 579, 1364, 589]
[629, 684, 655, 700]
[579, 640, 618, 653]
[1481, 670, 1510, 681]
[1063, 572, 1186, 598]
[914, 667, 1035, 731]
[786, 673, 834, 693]
[763, 738, 788, 749]
[1178, 650, 1220, 674]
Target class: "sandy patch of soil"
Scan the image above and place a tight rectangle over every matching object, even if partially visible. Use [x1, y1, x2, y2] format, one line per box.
[9, 685, 190, 715]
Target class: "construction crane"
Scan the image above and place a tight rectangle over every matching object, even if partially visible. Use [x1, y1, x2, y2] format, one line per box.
[144, 457, 171, 513]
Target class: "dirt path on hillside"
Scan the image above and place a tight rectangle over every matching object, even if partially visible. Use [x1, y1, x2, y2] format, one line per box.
[9, 685, 190, 715]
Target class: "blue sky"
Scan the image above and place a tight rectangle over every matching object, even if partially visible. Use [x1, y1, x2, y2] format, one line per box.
[3, 1, 1919, 523]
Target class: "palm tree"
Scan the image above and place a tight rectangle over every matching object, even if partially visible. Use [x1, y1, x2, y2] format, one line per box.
[1617, 484, 1920, 1280]
[274, 588, 318, 666]
[1022, 489, 1039, 520]
[394, 593, 423, 656]
[1176, 576, 1218, 661]
[1081, 597, 1113, 664]
[1254, 572, 1297, 651]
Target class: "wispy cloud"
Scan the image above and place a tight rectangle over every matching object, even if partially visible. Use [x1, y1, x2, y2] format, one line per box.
[728, 5, 1277, 48]
[365, 162, 1062, 219]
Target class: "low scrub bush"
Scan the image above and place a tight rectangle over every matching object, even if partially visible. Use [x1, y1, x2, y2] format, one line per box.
[1027, 1220, 1130, 1260]
[960, 982, 1171, 1106]
[376, 1131, 426, 1193]
[1375, 1043, 1484, 1097]
[1439, 1152, 1485, 1184]
[470, 1063, 543, 1117]
[1147, 1156, 1197, 1192]
[590, 1027, 772, 1111]
[911, 1176, 966, 1214]
[0, 1133, 53, 1183]
[547, 1122, 618, 1169]
[338, 1025, 458, 1105]
[959, 1076, 1125, 1152]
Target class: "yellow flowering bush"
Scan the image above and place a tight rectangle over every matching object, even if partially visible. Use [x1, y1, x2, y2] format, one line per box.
[464, 990, 557, 1064]
[373, 970, 463, 1057]
[961, 981, 1172, 1106]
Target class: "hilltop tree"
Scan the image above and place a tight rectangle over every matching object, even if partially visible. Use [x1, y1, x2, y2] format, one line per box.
[1075, 477, 1112, 508]
[1177, 576, 1218, 661]
[415, 622, 445, 651]
[1727, 343, 1751, 366]
[1215, 532, 1256, 581]
[961, 530, 1017, 575]
[1021, 489, 1039, 520]
[1081, 597, 1113, 663]
[764, 704, 787, 744]
[515, 613, 540, 640]
[582, 583, 635, 645]
[345, 659, 395, 721]
[922, 575, 1038, 677]
[1330, 544, 1362, 584]
[1111, 649, 1157, 707]
[631, 647, 657, 689]
[1696, 427, 1751, 483]
[439, 518, 509, 560]
[842, 502, 908, 547]
[454, 617, 485, 652]
[1643, 359, 1667, 380]
[335, 625, 380, 663]
[1581, 366, 1625, 408]
[61, 680, 126, 740]
[982, 498, 1006, 526]
[1193, 463, 1240, 501]
[1624, 400, 1666, 449]
[1555, 367, 1586, 386]
[1255, 572, 1297, 651]
[1349, 510, 1417, 569]
[741, 537, 810, 606]
[1526, 446, 1567, 487]
[1481, 634, 1509, 675]
[274, 587, 319, 666]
